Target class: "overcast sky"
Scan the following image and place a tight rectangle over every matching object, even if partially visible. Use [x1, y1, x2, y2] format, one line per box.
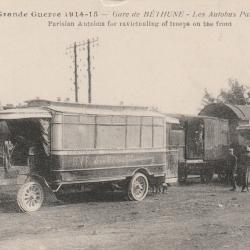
[0, 0, 250, 114]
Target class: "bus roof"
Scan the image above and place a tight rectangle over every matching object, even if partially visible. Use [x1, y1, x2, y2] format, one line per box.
[27, 99, 170, 118]
[45, 105, 166, 118]
[0, 100, 178, 123]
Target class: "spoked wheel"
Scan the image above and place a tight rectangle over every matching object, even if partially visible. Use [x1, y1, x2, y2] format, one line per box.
[178, 170, 187, 184]
[128, 173, 149, 201]
[200, 169, 214, 184]
[17, 181, 44, 212]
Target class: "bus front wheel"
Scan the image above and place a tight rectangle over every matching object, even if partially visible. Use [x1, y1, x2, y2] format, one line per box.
[17, 181, 44, 212]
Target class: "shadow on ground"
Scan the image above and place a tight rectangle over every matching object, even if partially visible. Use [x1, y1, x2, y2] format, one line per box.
[54, 190, 128, 204]
[0, 176, 231, 213]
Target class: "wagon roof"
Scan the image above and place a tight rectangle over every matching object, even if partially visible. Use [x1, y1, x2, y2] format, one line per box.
[165, 113, 226, 122]
[0, 107, 52, 119]
[199, 103, 250, 121]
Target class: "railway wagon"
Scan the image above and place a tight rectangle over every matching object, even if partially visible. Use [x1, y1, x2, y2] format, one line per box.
[171, 115, 230, 183]
[199, 103, 250, 156]
[0, 100, 177, 212]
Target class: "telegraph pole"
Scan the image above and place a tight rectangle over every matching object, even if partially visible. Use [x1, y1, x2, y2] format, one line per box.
[73, 42, 78, 102]
[67, 38, 98, 103]
[87, 39, 92, 103]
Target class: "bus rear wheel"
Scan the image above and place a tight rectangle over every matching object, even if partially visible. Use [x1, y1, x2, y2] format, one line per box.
[128, 173, 149, 201]
[17, 181, 44, 212]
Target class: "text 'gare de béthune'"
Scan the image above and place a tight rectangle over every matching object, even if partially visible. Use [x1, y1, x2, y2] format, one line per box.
[0, 10, 250, 18]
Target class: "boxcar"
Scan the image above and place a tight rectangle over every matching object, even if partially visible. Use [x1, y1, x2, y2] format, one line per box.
[171, 115, 230, 183]
[0, 100, 177, 212]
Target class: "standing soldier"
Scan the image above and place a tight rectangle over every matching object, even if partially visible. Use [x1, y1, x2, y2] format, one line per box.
[228, 148, 238, 191]
[239, 146, 250, 192]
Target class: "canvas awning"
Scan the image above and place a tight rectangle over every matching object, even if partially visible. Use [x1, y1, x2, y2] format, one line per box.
[0, 108, 52, 120]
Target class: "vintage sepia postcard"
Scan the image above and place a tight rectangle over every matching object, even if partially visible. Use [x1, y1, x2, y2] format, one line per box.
[1, 0, 250, 249]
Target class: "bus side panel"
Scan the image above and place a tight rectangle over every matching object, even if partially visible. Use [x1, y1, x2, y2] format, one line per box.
[50, 151, 166, 183]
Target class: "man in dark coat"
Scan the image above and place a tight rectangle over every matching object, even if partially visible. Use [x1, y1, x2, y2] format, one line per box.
[228, 148, 238, 191]
[239, 146, 250, 192]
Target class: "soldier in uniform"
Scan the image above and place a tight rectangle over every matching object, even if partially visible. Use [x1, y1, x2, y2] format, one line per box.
[239, 146, 250, 192]
[228, 148, 238, 191]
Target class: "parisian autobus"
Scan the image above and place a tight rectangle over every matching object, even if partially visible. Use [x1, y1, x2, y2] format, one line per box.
[0, 100, 178, 212]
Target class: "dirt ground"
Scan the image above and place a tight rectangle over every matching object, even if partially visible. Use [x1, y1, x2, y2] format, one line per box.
[1, 178, 250, 250]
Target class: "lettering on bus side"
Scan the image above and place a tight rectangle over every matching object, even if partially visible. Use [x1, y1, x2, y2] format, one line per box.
[63, 153, 162, 169]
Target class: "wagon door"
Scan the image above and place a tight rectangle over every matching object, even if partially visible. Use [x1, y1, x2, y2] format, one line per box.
[204, 118, 229, 161]
[185, 118, 204, 159]
[165, 150, 178, 183]
[165, 123, 178, 183]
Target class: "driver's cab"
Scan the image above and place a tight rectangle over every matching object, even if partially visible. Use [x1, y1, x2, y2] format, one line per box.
[0, 108, 51, 184]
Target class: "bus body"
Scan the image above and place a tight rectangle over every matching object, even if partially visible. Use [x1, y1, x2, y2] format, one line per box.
[0, 100, 178, 212]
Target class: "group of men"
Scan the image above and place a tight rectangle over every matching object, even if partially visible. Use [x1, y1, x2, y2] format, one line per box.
[228, 146, 249, 192]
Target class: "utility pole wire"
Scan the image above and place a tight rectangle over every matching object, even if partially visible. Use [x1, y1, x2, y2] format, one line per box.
[67, 38, 98, 103]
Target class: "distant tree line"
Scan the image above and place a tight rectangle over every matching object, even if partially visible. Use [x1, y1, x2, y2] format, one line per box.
[201, 78, 250, 107]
